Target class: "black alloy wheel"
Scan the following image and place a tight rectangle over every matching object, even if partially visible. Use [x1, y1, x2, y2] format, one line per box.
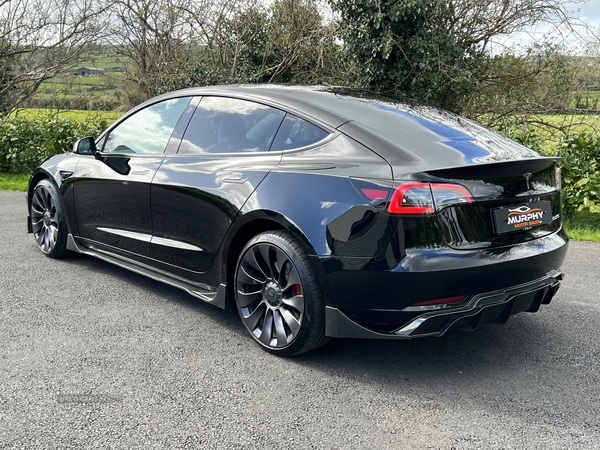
[234, 231, 328, 356]
[30, 179, 69, 258]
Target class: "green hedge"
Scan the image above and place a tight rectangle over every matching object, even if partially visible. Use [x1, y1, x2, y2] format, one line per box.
[555, 133, 600, 216]
[499, 121, 600, 217]
[0, 116, 108, 174]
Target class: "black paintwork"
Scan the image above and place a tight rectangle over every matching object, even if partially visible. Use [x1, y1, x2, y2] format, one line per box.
[27, 85, 568, 337]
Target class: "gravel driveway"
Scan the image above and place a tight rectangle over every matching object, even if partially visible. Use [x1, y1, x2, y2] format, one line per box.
[1, 190, 599, 449]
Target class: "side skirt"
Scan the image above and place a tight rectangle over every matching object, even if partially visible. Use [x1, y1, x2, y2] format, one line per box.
[66, 234, 230, 310]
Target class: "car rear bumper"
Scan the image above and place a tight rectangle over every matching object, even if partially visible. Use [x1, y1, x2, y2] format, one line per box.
[325, 269, 563, 339]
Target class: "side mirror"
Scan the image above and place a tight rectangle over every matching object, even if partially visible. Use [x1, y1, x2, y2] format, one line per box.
[73, 137, 97, 155]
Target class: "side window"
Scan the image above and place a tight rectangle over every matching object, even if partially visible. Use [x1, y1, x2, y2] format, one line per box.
[103, 97, 191, 154]
[271, 114, 329, 151]
[178, 97, 285, 154]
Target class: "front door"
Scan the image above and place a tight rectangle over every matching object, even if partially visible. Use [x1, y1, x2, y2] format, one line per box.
[72, 96, 193, 260]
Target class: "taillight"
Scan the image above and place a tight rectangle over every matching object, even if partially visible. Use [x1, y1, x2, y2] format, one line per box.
[388, 182, 472, 215]
[350, 179, 472, 214]
[361, 188, 389, 202]
[388, 183, 435, 214]
[349, 178, 393, 208]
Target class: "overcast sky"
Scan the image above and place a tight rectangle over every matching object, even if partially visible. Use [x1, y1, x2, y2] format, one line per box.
[490, 1, 600, 54]
[577, 0, 600, 24]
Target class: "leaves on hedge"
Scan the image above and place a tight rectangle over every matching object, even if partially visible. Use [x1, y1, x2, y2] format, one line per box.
[0, 116, 107, 174]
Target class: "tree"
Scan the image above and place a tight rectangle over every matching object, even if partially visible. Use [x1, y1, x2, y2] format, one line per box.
[107, 0, 347, 103]
[468, 43, 578, 126]
[181, 0, 345, 85]
[105, 0, 268, 101]
[329, 0, 583, 112]
[0, 38, 16, 114]
[0, 0, 106, 116]
[255, 0, 343, 84]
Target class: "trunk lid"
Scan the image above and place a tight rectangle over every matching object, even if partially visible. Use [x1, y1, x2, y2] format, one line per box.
[426, 159, 562, 249]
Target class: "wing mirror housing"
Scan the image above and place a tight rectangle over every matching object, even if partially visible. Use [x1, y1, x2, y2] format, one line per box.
[73, 137, 97, 155]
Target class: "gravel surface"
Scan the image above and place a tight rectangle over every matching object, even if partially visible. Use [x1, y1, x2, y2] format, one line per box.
[1, 190, 599, 449]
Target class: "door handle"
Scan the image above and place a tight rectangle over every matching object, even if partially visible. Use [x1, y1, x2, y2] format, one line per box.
[223, 176, 247, 184]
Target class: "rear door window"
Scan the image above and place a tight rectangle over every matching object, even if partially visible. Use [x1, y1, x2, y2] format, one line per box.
[178, 97, 285, 154]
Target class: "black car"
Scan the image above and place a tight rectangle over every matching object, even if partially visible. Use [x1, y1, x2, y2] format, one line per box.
[27, 85, 568, 355]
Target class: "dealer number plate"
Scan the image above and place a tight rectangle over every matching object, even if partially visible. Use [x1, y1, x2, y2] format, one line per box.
[492, 201, 553, 234]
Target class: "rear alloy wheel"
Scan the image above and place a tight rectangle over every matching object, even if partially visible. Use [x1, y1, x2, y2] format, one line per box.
[30, 179, 69, 258]
[234, 231, 328, 356]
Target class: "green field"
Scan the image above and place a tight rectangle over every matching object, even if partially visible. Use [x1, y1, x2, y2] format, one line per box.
[30, 69, 125, 111]
[564, 209, 600, 242]
[0, 173, 29, 191]
[573, 89, 600, 110]
[536, 113, 600, 133]
[75, 52, 127, 70]
[45, 75, 119, 87]
[500, 113, 600, 134]
[535, 114, 600, 152]
[489, 112, 600, 154]
[11, 108, 122, 123]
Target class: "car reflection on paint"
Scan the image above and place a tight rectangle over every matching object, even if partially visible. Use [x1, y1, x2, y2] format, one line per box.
[27, 86, 568, 355]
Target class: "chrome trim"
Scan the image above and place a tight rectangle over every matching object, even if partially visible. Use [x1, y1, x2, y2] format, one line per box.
[151, 236, 205, 252]
[400, 302, 466, 312]
[97, 227, 152, 243]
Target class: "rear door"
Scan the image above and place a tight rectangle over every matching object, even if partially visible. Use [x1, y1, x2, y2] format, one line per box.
[150, 96, 286, 276]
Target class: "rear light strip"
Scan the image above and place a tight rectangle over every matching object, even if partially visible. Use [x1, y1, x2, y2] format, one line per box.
[412, 295, 468, 306]
[402, 295, 469, 312]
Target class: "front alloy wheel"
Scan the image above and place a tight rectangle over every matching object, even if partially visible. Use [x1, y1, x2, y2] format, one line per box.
[30, 179, 69, 258]
[235, 231, 328, 356]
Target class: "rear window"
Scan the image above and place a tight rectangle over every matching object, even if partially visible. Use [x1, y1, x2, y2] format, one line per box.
[271, 114, 329, 151]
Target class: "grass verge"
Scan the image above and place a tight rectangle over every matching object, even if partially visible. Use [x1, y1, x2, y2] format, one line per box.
[0, 173, 29, 191]
[564, 210, 600, 242]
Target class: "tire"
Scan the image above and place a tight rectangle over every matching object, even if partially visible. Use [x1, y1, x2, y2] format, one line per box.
[234, 231, 329, 356]
[30, 179, 70, 258]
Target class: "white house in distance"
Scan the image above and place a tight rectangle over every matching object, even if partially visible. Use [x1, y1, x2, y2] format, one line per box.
[74, 67, 104, 76]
